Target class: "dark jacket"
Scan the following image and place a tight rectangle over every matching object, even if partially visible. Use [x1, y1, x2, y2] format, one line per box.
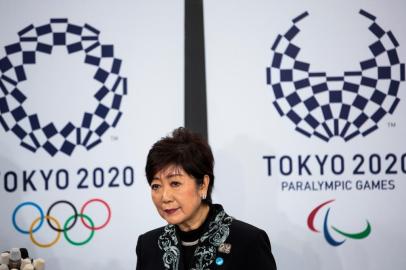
[136, 204, 277, 270]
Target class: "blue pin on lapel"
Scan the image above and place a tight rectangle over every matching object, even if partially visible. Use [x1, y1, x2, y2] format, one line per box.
[215, 257, 224, 266]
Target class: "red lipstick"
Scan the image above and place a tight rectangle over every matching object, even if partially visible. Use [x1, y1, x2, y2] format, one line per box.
[164, 208, 178, 215]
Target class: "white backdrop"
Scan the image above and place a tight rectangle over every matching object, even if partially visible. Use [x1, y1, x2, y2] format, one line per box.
[205, 1, 405, 270]
[0, 0, 183, 269]
[0, 1, 405, 270]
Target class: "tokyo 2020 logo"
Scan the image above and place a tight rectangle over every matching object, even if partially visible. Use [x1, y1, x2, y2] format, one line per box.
[0, 18, 127, 156]
[267, 10, 404, 141]
[12, 198, 111, 247]
[307, 199, 371, 246]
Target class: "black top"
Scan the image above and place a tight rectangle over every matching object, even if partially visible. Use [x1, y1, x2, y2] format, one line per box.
[177, 205, 215, 269]
[136, 204, 277, 270]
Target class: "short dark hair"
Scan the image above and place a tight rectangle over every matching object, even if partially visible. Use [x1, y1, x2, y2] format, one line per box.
[145, 127, 214, 204]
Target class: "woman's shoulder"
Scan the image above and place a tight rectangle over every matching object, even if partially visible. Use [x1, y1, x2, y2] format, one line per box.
[231, 218, 269, 237]
[228, 218, 277, 268]
[137, 225, 166, 242]
[212, 204, 270, 240]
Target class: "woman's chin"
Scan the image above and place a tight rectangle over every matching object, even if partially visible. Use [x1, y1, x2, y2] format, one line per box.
[164, 217, 182, 225]
[161, 212, 182, 225]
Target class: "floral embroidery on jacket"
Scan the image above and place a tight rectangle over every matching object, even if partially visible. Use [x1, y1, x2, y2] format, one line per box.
[157, 205, 233, 270]
[158, 225, 180, 269]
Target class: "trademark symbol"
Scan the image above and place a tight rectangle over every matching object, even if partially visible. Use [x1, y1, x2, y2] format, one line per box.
[387, 122, 396, 128]
[111, 135, 119, 141]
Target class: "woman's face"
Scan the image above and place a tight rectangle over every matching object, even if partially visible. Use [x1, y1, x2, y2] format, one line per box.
[150, 165, 209, 231]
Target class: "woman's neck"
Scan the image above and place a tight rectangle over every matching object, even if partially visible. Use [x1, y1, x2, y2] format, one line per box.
[178, 203, 210, 232]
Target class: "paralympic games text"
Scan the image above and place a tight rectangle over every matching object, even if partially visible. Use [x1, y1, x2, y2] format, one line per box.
[1, 166, 134, 192]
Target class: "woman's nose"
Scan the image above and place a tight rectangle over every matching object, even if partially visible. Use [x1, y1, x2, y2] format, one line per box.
[161, 187, 173, 202]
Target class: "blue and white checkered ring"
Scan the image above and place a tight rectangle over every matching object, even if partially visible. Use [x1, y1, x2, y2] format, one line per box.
[0, 19, 127, 155]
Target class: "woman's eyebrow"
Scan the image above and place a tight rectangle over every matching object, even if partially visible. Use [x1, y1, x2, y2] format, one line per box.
[166, 172, 182, 178]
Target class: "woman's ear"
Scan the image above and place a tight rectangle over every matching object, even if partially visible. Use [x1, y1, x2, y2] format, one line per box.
[199, 175, 210, 200]
[201, 175, 210, 192]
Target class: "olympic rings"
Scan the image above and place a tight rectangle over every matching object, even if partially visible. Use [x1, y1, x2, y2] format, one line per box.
[64, 214, 95, 246]
[80, 198, 111, 230]
[12, 202, 44, 234]
[30, 216, 62, 248]
[12, 198, 111, 248]
[47, 200, 78, 232]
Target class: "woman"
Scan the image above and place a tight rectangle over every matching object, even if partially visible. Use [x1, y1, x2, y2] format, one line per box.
[136, 127, 277, 269]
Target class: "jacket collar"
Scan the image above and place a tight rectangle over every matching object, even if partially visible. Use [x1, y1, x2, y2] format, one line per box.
[157, 204, 233, 270]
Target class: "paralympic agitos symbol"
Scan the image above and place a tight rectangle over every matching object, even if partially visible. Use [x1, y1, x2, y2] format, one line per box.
[12, 198, 111, 248]
[266, 9, 405, 141]
[307, 199, 371, 246]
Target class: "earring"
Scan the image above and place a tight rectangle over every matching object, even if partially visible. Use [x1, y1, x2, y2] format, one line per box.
[201, 194, 207, 200]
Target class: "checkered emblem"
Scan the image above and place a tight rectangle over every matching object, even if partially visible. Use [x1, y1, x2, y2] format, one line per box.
[266, 10, 404, 141]
[0, 19, 127, 155]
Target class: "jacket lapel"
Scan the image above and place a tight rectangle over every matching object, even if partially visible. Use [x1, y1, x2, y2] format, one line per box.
[190, 208, 233, 269]
[158, 224, 181, 270]
[157, 205, 233, 270]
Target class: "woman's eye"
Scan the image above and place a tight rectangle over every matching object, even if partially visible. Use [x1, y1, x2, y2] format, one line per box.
[151, 184, 160, 190]
[171, 181, 181, 187]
